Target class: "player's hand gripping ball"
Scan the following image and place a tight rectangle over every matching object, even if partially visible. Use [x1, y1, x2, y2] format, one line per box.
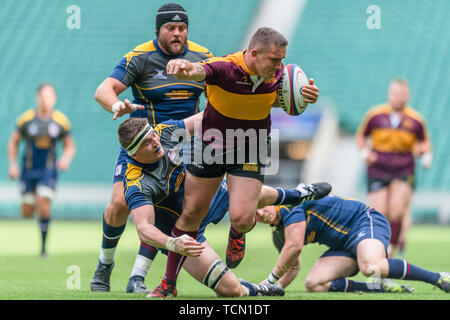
[277, 64, 309, 116]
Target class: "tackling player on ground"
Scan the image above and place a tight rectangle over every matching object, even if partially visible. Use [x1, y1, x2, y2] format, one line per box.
[256, 196, 450, 294]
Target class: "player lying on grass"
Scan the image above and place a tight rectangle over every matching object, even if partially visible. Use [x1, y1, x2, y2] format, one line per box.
[91, 112, 331, 298]
[256, 196, 450, 294]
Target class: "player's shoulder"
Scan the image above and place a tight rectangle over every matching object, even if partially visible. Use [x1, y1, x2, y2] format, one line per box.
[16, 108, 36, 126]
[155, 120, 186, 135]
[404, 106, 426, 124]
[365, 103, 391, 118]
[52, 109, 71, 131]
[123, 40, 157, 64]
[186, 40, 213, 57]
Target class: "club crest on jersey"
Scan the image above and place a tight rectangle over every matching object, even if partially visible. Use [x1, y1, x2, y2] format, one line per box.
[153, 69, 168, 80]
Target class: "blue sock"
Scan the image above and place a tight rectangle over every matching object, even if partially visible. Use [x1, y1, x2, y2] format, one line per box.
[273, 188, 302, 206]
[240, 280, 258, 296]
[101, 214, 126, 249]
[329, 278, 383, 292]
[387, 259, 440, 285]
[138, 242, 158, 260]
[38, 218, 50, 253]
[99, 213, 126, 265]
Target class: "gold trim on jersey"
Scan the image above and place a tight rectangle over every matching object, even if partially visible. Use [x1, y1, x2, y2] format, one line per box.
[305, 209, 350, 235]
[52, 110, 71, 132]
[125, 163, 144, 193]
[16, 109, 36, 127]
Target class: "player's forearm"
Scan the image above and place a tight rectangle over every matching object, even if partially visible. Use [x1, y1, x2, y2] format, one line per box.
[266, 244, 301, 285]
[94, 78, 128, 113]
[278, 266, 300, 289]
[7, 133, 20, 165]
[61, 136, 76, 162]
[135, 222, 170, 250]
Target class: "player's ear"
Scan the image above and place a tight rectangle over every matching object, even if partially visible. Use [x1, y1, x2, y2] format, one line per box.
[155, 28, 159, 37]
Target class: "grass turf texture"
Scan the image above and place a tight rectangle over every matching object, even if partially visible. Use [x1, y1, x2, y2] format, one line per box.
[0, 219, 449, 300]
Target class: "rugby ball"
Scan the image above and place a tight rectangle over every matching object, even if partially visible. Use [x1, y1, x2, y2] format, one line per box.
[277, 64, 309, 116]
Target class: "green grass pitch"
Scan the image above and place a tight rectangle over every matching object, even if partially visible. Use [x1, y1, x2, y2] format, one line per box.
[0, 219, 449, 300]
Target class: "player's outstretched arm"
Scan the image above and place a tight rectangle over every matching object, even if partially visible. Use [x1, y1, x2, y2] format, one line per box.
[166, 59, 206, 81]
[94, 77, 144, 119]
[131, 204, 204, 257]
[262, 222, 305, 288]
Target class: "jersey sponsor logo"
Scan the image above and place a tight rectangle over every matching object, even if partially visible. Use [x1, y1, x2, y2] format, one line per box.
[114, 164, 123, 177]
[28, 123, 39, 136]
[243, 163, 258, 172]
[153, 69, 168, 80]
[356, 231, 366, 240]
[236, 76, 252, 86]
[165, 90, 194, 99]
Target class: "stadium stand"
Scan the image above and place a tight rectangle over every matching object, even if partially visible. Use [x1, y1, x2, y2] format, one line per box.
[0, 0, 260, 218]
[0, 0, 448, 220]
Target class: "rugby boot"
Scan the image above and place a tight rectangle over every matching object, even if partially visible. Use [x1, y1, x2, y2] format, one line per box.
[291, 182, 332, 207]
[126, 275, 150, 294]
[90, 261, 114, 292]
[381, 278, 414, 293]
[225, 231, 246, 269]
[240, 279, 285, 297]
[147, 278, 177, 298]
[434, 272, 450, 293]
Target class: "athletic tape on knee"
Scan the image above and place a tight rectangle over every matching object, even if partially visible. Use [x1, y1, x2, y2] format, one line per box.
[202, 259, 229, 290]
[21, 193, 35, 205]
[36, 185, 54, 200]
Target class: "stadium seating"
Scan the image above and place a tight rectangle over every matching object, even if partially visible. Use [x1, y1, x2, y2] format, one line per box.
[286, 0, 450, 191]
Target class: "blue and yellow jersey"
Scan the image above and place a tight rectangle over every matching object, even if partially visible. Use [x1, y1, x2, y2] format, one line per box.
[123, 120, 186, 213]
[110, 39, 213, 126]
[281, 196, 369, 249]
[16, 108, 71, 172]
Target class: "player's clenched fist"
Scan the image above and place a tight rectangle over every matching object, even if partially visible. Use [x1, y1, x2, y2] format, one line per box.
[168, 234, 205, 257]
[166, 59, 206, 81]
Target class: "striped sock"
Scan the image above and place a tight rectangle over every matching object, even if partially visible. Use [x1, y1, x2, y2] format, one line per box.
[273, 188, 302, 206]
[100, 213, 126, 265]
[387, 258, 440, 284]
[329, 278, 383, 292]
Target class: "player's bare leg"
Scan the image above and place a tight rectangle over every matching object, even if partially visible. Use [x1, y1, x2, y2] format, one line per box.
[183, 241, 284, 297]
[305, 256, 358, 292]
[225, 175, 262, 269]
[357, 238, 447, 292]
[387, 179, 413, 257]
[149, 173, 223, 298]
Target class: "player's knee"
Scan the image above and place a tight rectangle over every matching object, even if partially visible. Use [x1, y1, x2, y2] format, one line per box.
[359, 262, 383, 278]
[304, 276, 321, 292]
[230, 214, 254, 233]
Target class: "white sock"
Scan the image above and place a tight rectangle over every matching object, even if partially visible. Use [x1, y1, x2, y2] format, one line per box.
[130, 254, 153, 278]
[99, 247, 117, 265]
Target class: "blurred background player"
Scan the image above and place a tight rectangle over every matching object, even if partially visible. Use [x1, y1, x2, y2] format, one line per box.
[7, 83, 75, 257]
[356, 79, 433, 258]
[257, 196, 450, 294]
[90, 3, 213, 293]
[156, 26, 321, 297]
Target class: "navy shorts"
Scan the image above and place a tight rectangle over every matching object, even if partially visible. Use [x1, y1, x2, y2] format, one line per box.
[20, 169, 57, 194]
[322, 210, 391, 259]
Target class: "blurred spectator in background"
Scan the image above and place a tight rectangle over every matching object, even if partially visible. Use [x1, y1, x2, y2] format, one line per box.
[7, 83, 75, 257]
[356, 78, 432, 257]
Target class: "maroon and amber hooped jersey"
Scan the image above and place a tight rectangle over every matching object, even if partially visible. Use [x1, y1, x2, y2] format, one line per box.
[199, 51, 283, 148]
[357, 103, 429, 179]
